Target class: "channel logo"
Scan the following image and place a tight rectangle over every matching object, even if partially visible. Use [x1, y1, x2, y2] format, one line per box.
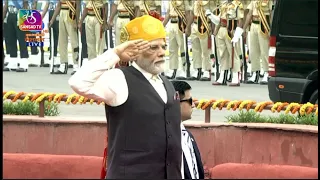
[18, 9, 43, 32]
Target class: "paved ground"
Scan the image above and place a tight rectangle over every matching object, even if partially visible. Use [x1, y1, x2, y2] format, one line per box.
[3, 52, 276, 122]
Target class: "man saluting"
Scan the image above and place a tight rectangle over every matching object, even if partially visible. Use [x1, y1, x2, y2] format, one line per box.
[69, 15, 183, 179]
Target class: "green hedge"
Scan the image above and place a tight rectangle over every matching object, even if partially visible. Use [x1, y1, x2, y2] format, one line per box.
[226, 110, 318, 126]
[3, 101, 60, 116]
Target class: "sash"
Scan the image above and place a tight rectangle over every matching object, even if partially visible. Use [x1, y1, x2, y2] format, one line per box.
[91, 0, 104, 24]
[257, 0, 271, 36]
[197, 1, 210, 35]
[121, 0, 135, 18]
[171, 1, 187, 33]
[143, 0, 151, 15]
[66, 1, 76, 21]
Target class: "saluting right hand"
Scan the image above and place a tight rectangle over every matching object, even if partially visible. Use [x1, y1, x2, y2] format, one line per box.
[114, 39, 150, 62]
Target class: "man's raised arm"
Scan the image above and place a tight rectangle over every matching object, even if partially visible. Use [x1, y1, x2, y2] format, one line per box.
[68, 49, 125, 105]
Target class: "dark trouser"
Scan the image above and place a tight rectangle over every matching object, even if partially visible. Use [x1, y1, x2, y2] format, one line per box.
[3, 22, 9, 63]
[81, 23, 88, 59]
[6, 12, 28, 59]
[49, 10, 59, 58]
[30, 32, 39, 55]
[4, 22, 10, 55]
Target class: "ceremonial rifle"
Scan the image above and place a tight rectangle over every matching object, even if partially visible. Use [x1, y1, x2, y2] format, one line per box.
[49, 27, 55, 74]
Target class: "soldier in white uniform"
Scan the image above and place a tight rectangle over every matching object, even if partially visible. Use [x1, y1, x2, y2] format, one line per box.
[163, 0, 192, 80]
[41, 1, 61, 67]
[3, 0, 9, 65]
[188, 0, 217, 81]
[79, 0, 107, 61]
[3, 0, 31, 72]
[139, 0, 162, 17]
[243, 0, 273, 84]
[49, 0, 81, 75]
[212, 0, 245, 86]
[108, 0, 140, 46]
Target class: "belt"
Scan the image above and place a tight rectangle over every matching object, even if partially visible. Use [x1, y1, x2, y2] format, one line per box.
[118, 10, 130, 16]
[87, 8, 97, 16]
[252, 20, 260, 24]
[171, 19, 178, 23]
[118, 11, 130, 18]
[61, 7, 69, 10]
[118, 15, 130, 18]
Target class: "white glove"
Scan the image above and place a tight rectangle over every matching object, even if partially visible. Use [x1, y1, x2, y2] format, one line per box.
[205, 9, 220, 25]
[205, 9, 212, 16]
[231, 27, 244, 45]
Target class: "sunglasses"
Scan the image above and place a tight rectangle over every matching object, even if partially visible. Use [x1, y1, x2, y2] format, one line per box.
[180, 97, 193, 105]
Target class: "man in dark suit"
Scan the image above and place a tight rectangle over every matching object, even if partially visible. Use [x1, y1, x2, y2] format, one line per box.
[172, 80, 205, 179]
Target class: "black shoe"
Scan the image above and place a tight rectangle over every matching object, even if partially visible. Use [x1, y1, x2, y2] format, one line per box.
[29, 64, 38, 67]
[51, 63, 68, 74]
[200, 77, 211, 81]
[260, 81, 268, 85]
[68, 64, 73, 68]
[3, 67, 16, 71]
[187, 76, 197, 80]
[176, 76, 187, 80]
[16, 68, 28, 72]
[3, 67, 10, 71]
[40, 63, 50, 67]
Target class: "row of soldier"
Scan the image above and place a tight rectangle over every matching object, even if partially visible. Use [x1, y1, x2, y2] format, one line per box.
[3, 0, 274, 86]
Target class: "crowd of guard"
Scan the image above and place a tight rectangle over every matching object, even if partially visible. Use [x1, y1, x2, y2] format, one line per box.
[3, 0, 274, 86]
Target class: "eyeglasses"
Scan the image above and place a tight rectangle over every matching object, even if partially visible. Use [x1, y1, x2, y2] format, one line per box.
[180, 97, 193, 105]
[149, 44, 167, 51]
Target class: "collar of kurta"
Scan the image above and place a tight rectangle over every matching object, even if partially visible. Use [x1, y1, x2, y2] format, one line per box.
[132, 62, 162, 82]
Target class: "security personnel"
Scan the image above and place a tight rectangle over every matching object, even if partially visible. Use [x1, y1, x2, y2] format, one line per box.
[80, 1, 89, 65]
[49, 0, 81, 75]
[212, 0, 244, 86]
[188, 0, 217, 81]
[3, 0, 30, 72]
[3, 0, 9, 65]
[108, 0, 140, 46]
[81, 0, 108, 61]
[243, 0, 273, 85]
[139, 0, 162, 17]
[28, 0, 46, 67]
[41, 1, 61, 67]
[163, 0, 192, 80]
